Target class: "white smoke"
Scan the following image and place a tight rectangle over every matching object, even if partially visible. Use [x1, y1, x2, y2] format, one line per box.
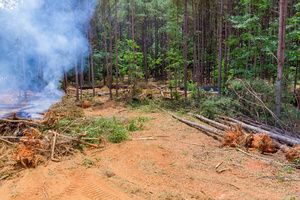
[0, 0, 21, 10]
[0, 0, 95, 118]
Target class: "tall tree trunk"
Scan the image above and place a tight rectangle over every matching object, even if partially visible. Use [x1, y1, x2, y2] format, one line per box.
[80, 57, 84, 101]
[63, 68, 68, 93]
[89, 31, 95, 97]
[275, 0, 287, 118]
[200, 1, 205, 85]
[109, 33, 113, 100]
[115, 0, 120, 97]
[130, 0, 136, 88]
[217, 0, 223, 96]
[223, 0, 229, 86]
[75, 65, 79, 101]
[183, 0, 189, 99]
[294, 65, 298, 93]
[192, 0, 198, 83]
[142, 16, 148, 81]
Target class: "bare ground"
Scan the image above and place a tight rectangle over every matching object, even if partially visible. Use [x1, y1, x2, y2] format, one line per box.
[0, 96, 299, 200]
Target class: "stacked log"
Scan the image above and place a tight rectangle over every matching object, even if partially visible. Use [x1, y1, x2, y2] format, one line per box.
[171, 112, 300, 165]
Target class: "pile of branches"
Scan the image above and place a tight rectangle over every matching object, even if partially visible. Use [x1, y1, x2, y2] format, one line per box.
[0, 115, 104, 180]
[227, 79, 299, 133]
[171, 112, 300, 166]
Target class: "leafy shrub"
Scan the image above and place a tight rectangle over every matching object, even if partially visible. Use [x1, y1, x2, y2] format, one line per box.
[107, 125, 128, 143]
[200, 96, 242, 119]
[127, 116, 149, 132]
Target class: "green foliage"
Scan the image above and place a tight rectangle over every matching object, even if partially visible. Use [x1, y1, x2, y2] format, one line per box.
[55, 117, 129, 143]
[107, 125, 128, 143]
[119, 39, 144, 81]
[127, 98, 159, 113]
[166, 47, 184, 89]
[227, 79, 299, 129]
[227, 0, 300, 82]
[90, 0, 299, 132]
[127, 116, 149, 132]
[200, 96, 241, 119]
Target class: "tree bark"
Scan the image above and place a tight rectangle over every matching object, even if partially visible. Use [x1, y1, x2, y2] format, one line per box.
[217, 0, 223, 96]
[275, 0, 288, 118]
[192, 114, 230, 131]
[75, 65, 79, 101]
[115, 0, 120, 97]
[89, 30, 95, 97]
[172, 114, 223, 141]
[183, 0, 189, 99]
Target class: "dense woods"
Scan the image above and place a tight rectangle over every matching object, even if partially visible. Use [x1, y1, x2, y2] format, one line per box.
[68, 0, 300, 130]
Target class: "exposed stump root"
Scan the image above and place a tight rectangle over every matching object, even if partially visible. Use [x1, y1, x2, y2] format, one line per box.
[285, 146, 300, 163]
[223, 126, 277, 154]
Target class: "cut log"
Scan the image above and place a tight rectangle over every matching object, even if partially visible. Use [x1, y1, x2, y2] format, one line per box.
[241, 118, 300, 139]
[81, 85, 104, 90]
[171, 114, 224, 141]
[191, 114, 230, 131]
[221, 116, 300, 146]
[97, 89, 128, 97]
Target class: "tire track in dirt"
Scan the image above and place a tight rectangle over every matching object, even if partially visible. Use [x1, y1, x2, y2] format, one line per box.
[51, 170, 122, 200]
[49, 171, 86, 200]
[81, 183, 120, 200]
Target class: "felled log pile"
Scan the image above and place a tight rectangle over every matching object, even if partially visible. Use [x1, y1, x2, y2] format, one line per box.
[171, 112, 300, 165]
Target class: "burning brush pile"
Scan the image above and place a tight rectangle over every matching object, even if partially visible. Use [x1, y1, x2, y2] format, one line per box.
[0, 107, 104, 180]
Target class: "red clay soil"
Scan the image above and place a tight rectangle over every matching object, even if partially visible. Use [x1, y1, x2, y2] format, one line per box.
[0, 99, 299, 200]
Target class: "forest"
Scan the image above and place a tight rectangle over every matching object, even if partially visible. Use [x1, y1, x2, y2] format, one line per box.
[0, 0, 300, 199]
[71, 0, 300, 129]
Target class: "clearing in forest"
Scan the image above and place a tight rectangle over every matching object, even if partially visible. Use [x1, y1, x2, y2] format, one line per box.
[0, 90, 299, 200]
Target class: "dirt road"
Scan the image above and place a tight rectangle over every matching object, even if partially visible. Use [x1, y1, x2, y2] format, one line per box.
[0, 100, 299, 200]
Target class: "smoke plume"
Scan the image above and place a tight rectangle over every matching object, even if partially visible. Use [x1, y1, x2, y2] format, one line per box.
[0, 0, 95, 118]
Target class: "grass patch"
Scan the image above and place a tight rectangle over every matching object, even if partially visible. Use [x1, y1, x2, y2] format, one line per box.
[55, 117, 129, 143]
[127, 116, 150, 132]
[127, 98, 159, 113]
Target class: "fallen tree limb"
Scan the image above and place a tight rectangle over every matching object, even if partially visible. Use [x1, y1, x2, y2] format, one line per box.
[131, 137, 157, 141]
[191, 114, 230, 131]
[0, 119, 41, 127]
[0, 138, 14, 145]
[236, 148, 285, 166]
[241, 118, 300, 139]
[50, 131, 59, 162]
[97, 89, 128, 97]
[57, 133, 100, 148]
[153, 85, 165, 97]
[221, 116, 300, 146]
[171, 114, 223, 141]
[81, 85, 104, 90]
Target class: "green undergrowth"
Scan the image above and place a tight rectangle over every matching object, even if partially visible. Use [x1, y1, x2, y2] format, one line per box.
[53, 116, 149, 144]
[127, 98, 160, 113]
[127, 79, 300, 133]
[127, 116, 150, 132]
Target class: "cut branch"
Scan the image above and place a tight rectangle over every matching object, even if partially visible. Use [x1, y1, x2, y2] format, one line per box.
[0, 119, 41, 127]
[191, 114, 230, 131]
